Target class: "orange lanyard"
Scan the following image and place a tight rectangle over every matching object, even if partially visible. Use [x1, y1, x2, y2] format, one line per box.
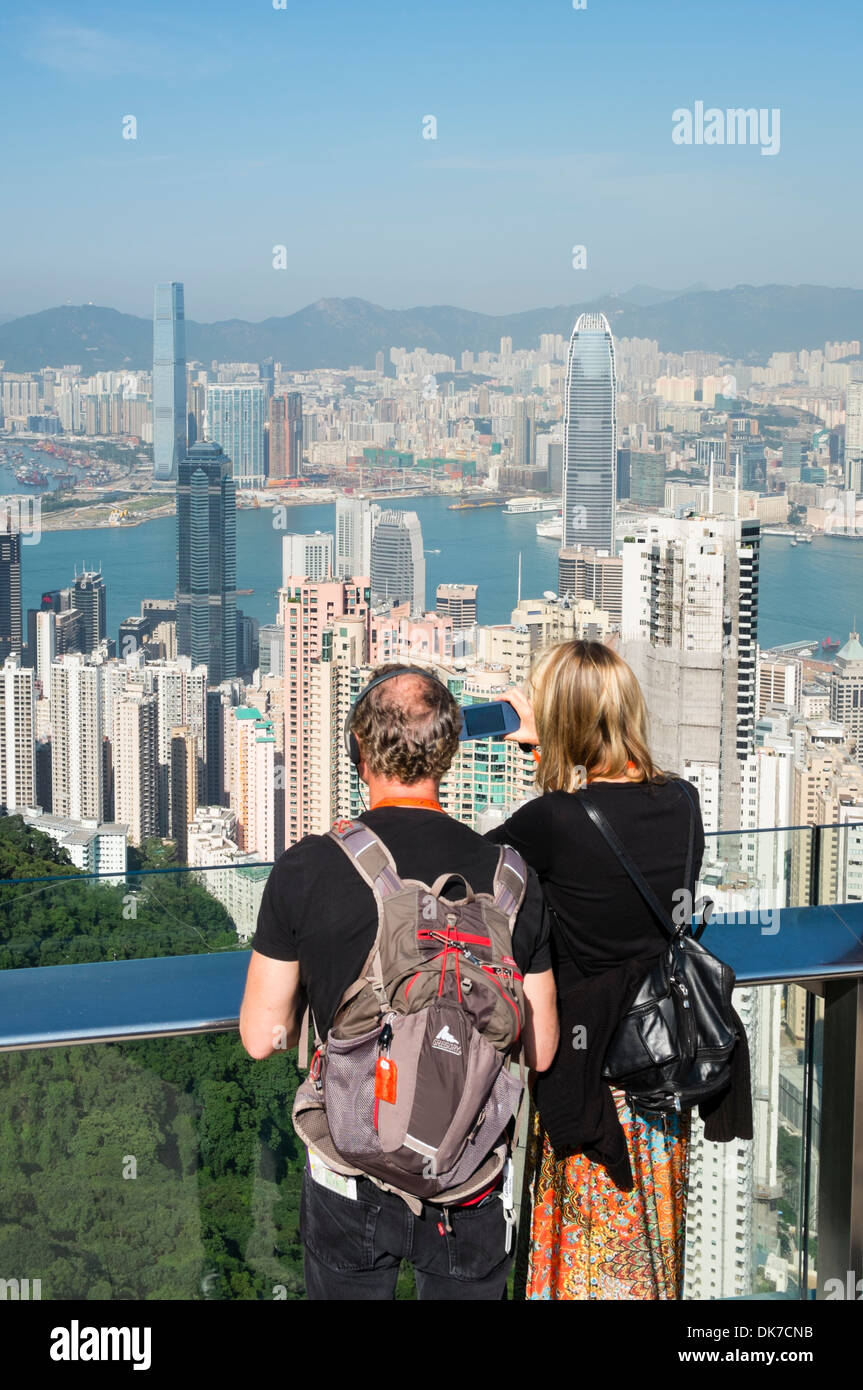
[371, 796, 444, 812]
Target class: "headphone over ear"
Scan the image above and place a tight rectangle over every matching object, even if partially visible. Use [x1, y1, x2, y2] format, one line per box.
[344, 666, 449, 768]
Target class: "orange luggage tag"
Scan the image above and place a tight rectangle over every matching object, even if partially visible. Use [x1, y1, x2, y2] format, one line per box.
[374, 1055, 398, 1104]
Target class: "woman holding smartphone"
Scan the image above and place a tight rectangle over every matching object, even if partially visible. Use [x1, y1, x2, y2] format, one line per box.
[486, 638, 707, 1301]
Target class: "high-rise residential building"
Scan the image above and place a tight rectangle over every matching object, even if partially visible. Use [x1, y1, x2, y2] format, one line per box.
[152, 282, 187, 482]
[35, 610, 56, 689]
[0, 656, 35, 812]
[756, 652, 799, 715]
[0, 529, 22, 662]
[50, 656, 104, 823]
[259, 624, 284, 678]
[176, 441, 237, 686]
[620, 515, 761, 830]
[207, 383, 265, 489]
[562, 312, 617, 551]
[281, 577, 370, 846]
[844, 381, 863, 492]
[830, 630, 863, 760]
[512, 397, 536, 470]
[282, 533, 334, 584]
[436, 583, 478, 628]
[151, 659, 207, 836]
[227, 706, 275, 859]
[169, 725, 199, 862]
[335, 497, 378, 579]
[112, 684, 158, 846]
[557, 545, 623, 622]
[370, 510, 425, 614]
[72, 570, 107, 655]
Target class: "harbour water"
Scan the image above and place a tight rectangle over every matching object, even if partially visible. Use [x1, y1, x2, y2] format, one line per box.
[18, 495, 863, 654]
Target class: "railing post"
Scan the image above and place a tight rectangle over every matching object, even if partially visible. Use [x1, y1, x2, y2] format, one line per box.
[809, 823, 822, 909]
[816, 977, 863, 1297]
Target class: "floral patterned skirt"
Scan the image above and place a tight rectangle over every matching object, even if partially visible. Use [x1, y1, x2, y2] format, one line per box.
[525, 1089, 690, 1300]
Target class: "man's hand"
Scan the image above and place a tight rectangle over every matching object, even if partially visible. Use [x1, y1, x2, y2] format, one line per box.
[239, 951, 302, 1059]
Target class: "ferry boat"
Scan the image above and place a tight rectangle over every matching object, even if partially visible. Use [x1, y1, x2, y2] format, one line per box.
[536, 515, 563, 540]
[504, 496, 560, 515]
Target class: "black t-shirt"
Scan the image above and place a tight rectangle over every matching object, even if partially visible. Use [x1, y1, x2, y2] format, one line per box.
[252, 807, 552, 1037]
[485, 779, 704, 980]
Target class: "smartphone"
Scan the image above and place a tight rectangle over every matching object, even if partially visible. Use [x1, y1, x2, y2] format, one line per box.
[458, 700, 522, 742]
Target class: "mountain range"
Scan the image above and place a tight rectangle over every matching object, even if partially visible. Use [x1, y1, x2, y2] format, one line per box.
[0, 285, 861, 374]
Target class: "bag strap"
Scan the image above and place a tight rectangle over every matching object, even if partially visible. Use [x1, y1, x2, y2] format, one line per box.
[328, 819, 407, 1015]
[577, 780, 696, 942]
[492, 845, 528, 918]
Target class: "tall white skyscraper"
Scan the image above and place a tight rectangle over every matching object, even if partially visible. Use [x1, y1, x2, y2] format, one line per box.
[0, 655, 35, 812]
[282, 532, 334, 584]
[152, 282, 187, 482]
[207, 384, 265, 489]
[112, 685, 159, 846]
[562, 312, 617, 551]
[845, 381, 863, 492]
[35, 610, 56, 689]
[369, 510, 425, 614]
[620, 514, 760, 830]
[335, 497, 378, 579]
[50, 656, 104, 822]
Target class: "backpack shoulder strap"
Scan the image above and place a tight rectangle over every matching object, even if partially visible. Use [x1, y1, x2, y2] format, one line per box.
[327, 819, 407, 1016]
[328, 819, 405, 900]
[492, 845, 528, 918]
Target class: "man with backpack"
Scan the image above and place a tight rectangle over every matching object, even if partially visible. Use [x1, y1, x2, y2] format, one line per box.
[240, 664, 558, 1300]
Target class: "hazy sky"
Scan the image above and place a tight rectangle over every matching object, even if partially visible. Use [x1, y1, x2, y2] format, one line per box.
[1, 0, 860, 321]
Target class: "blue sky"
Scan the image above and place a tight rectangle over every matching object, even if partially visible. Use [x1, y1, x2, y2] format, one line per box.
[0, 0, 860, 321]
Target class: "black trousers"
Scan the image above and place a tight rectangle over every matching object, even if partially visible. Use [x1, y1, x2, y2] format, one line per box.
[300, 1168, 512, 1300]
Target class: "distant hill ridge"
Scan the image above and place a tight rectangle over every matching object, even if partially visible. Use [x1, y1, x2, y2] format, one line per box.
[0, 285, 861, 373]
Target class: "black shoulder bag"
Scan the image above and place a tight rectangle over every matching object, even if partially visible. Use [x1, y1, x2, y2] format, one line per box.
[578, 779, 740, 1116]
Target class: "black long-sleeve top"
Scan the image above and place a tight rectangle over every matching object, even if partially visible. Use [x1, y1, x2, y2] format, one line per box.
[487, 778, 751, 1187]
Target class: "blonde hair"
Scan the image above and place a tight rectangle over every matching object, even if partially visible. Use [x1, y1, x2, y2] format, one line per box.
[528, 640, 661, 793]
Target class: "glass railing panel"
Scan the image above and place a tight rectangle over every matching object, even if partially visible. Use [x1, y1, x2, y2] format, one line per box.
[0, 864, 273, 972]
[0, 1034, 314, 1301]
[682, 830, 816, 1299]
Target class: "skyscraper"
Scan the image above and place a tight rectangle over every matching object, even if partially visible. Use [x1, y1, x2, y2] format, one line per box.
[0, 529, 22, 662]
[370, 510, 425, 614]
[285, 391, 303, 479]
[72, 570, 106, 655]
[176, 441, 237, 686]
[112, 684, 159, 846]
[50, 655, 104, 822]
[845, 381, 863, 492]
[436, 583, 478, 627]
[830, 630, 863, 760]
[282, 533, 333, 584]
[152, 283, 187, 482]
[512, 397, 536, 470]
[335, 497, 377, 579]
[0, 655, 35, 812]
[620, 514, 761, 831]
[562, 312, 617, 551]
[207, 384, 265, 489]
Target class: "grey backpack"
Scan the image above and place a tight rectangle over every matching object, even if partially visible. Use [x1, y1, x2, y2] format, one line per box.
[293, 819, 528, 1210]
